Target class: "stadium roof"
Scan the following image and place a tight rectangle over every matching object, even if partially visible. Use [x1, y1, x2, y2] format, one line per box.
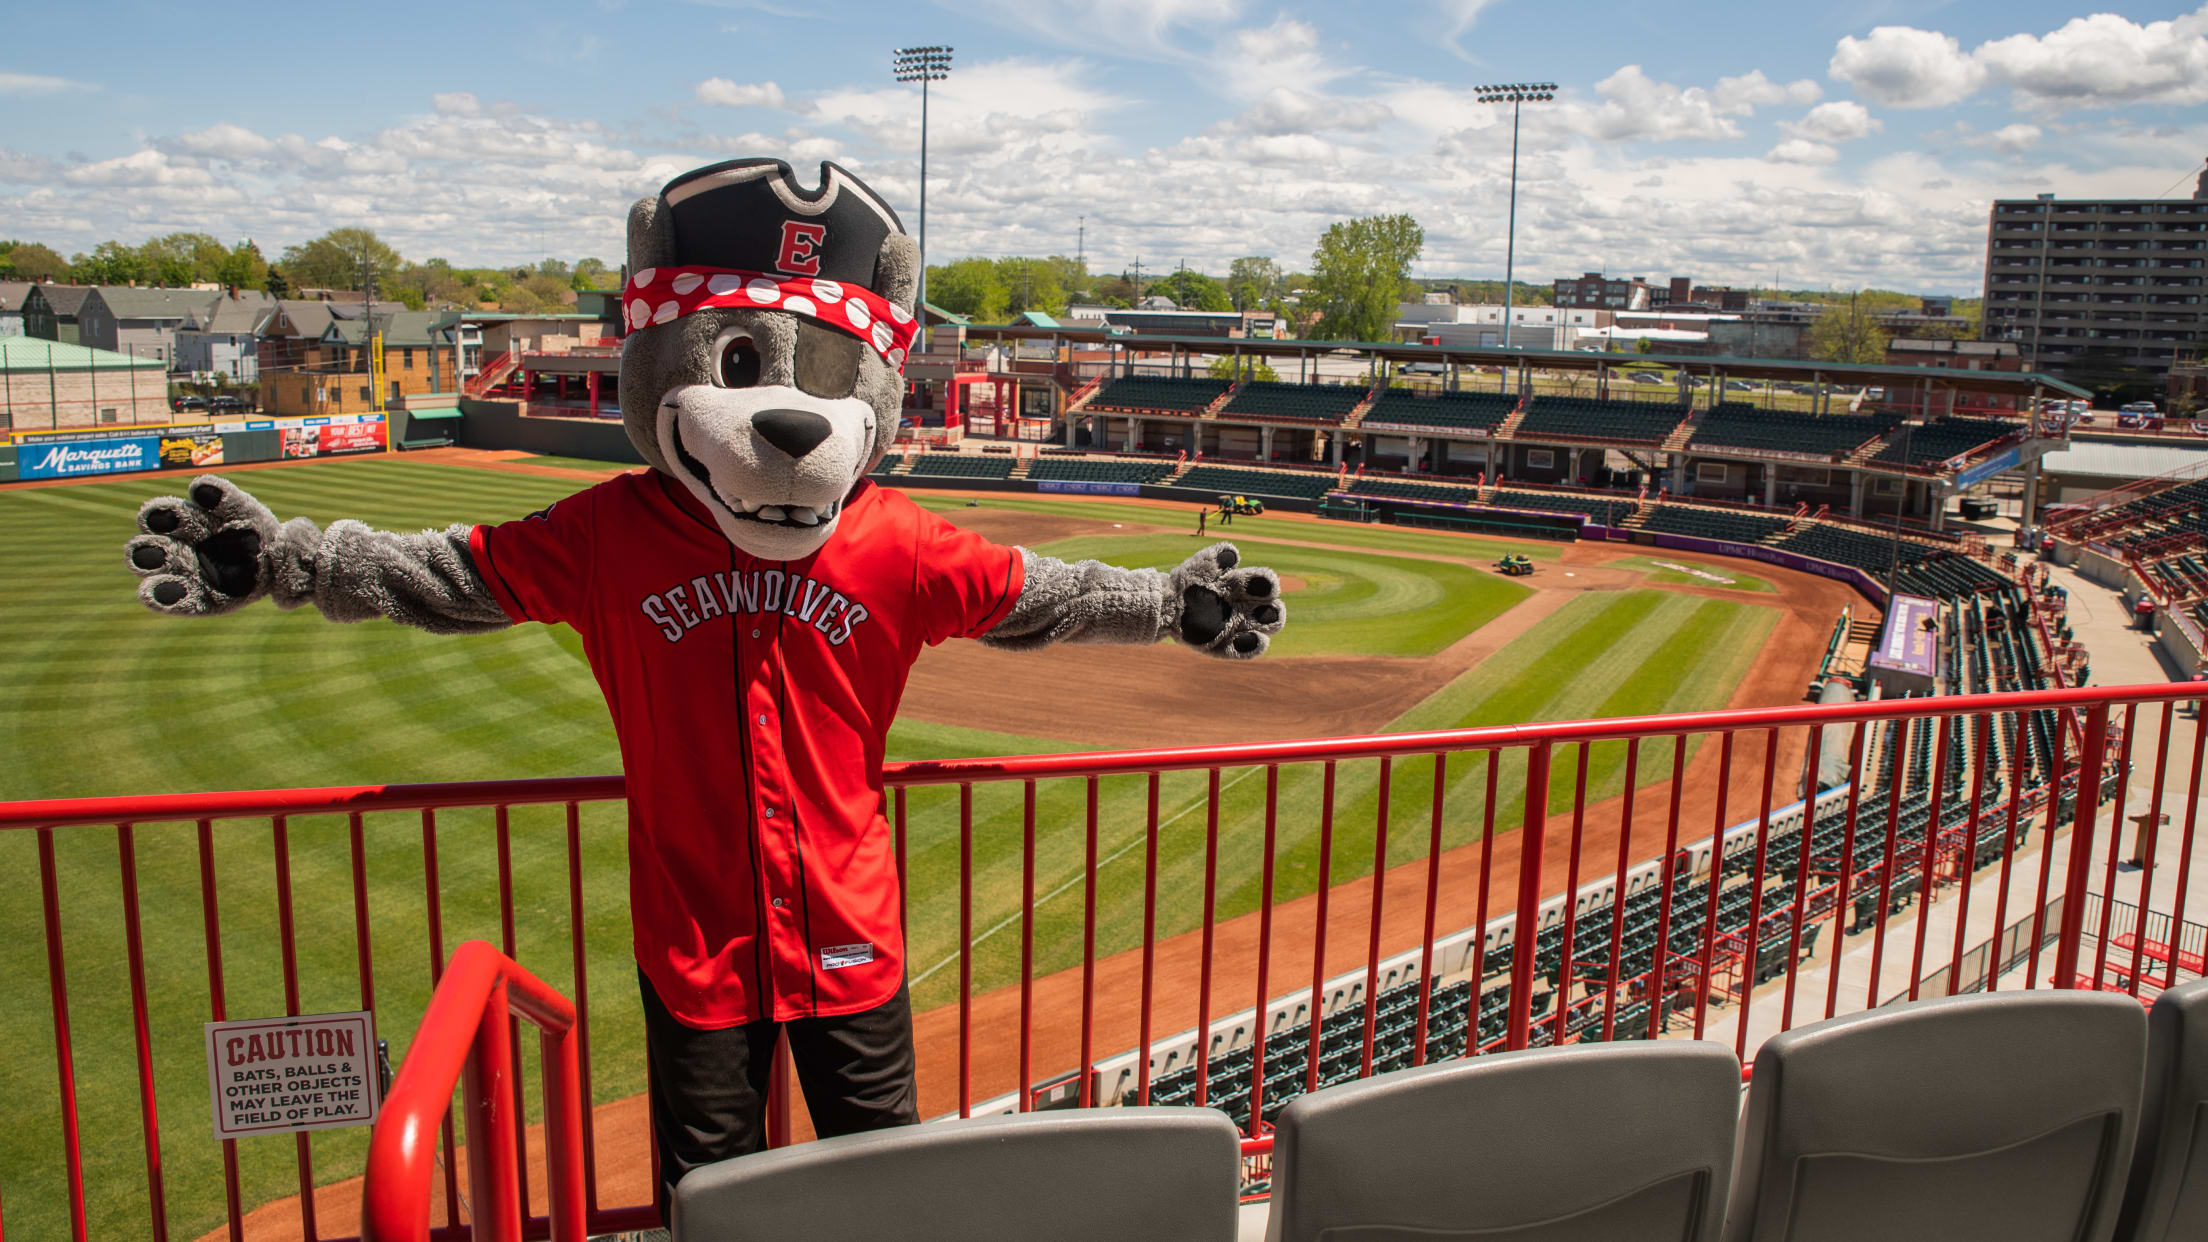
[2038, 440, 2208, 480]
[0, 337, 166, 371]
[960, 323, 2094, 398]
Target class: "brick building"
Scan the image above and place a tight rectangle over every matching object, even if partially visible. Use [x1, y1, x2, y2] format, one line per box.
[0, 336, 172, 430]
[1552, 272, 1653, 310]
[258, 309, 459, 416]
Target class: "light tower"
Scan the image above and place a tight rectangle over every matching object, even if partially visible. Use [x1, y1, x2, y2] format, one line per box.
[893, 44, 952, 349]
[1472, 82, 1555, 349]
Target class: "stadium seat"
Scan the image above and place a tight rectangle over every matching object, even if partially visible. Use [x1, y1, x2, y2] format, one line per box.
[1087, 376, 1232, 413]
[1265, 1042, 1741, 1242]
[2116, 977, 2208, 1242]
[673, 1107, 1243, 1242]
[1724, 990, 2148, 1242]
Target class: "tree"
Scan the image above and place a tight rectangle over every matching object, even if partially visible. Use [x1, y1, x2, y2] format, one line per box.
[279, 228, 406, 293]
[1807, 295, 1884, 365]
[264, 266, 291, 298]
[1206, 355, 1279, 382]
[572, 257, 617, 291]
[214, 240, 269, 291]
[1095, 274, 1139, 306]
[0, 240, 68, 282]
[1167, 269, 1233, 312]
[1227, 257, 1282, 310]
[140, 232, 227, 286]
[1307, 214, 1423, 342]
[925, 257, 1008, 322]
[995, 257, 1068, 317]
[72, 241, 150, 285]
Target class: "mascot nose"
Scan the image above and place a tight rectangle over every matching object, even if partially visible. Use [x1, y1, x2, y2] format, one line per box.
[753, 407, 833, 459]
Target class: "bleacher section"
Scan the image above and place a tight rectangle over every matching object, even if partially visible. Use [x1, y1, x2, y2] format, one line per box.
[1175, 465, 1335, 501]
[1348, 477, 1482, 505]
[1086, 376, 1231, 413]
[905, 453, 1016, 480]
[1894, 552, 2012, 601]
[1869, 417, 2021, 468]
[1687, 404, 1891, 458]
[1515, 397, 1686, 445]
[1637, 504, 1789, 544]
[1359, 390, 1518, 434]
[1026, 457, 1175, 485]
[1491, 489, 1635, 527]
[2063, 477, 2208, 550]
[1772, 523, 1936, 579]
[1215, 381, 1367, 423]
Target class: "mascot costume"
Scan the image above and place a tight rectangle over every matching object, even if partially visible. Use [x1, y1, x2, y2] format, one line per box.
[123, 158, 1287, 1205]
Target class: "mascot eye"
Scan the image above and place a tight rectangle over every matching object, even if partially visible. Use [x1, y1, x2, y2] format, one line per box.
[717, 336, 761, 388]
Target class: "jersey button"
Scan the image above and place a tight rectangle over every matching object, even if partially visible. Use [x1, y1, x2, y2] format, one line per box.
[757, 713, 767, 725]
[772, 897, 787, 909]
[764, 807, 775, 818]
[752, 628, 761, 638]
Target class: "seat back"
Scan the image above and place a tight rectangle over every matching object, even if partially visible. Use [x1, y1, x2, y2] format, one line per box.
[2117, 977, 2208, 1242]
[673, 1107, 1241, 1242]
[1725, 990, 2147, 1242]
[1265, 1041, 1741, 1242]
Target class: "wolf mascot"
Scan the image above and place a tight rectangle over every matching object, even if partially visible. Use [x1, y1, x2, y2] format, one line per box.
[124, 158, 1285, 1206]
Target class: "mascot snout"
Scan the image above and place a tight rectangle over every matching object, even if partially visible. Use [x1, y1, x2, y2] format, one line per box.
[658, 382, 877, 559]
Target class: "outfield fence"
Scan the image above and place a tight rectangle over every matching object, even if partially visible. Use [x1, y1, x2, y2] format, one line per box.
[3, 683, 2203, 1241]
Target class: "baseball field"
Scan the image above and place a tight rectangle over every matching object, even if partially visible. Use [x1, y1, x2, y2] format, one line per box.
[0, 451, 1845, 1239]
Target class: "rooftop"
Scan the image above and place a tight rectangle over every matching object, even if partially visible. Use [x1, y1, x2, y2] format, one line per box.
[0, 336, 168, 372]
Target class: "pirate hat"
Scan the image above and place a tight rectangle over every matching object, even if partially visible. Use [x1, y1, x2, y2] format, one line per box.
[658, 158, 905, 290]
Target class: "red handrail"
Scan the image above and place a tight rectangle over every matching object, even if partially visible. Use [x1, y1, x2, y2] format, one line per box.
[361, 941, 587, 1242]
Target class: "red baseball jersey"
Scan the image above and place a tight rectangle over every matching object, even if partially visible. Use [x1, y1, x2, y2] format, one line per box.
[469, 471, 1023, 1028]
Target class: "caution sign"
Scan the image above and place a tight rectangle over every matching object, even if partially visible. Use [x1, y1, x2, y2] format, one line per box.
[204, 1010, 380, 1139]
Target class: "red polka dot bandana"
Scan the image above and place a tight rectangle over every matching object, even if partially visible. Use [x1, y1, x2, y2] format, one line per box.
[622, 265, 921, 372]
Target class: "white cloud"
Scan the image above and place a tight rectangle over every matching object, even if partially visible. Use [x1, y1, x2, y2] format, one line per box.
[1565, 66, 1748, 142]
[166, 123, 277, 160]
[1955, 121, 2043, 155]
[432, 92, 482, 116]
[1211, 16, 1351, 101]
[0, 71, 97, 95]
[61, 149, 217, 188]
[1829, 26, 1986, 108]
[1231, 87, 1392, 136]
[957, 0, 1245, 63]
[1435, 0, 1503, 62]
[1785, 100, 1882, 144]
[695, 78, 786, 109]
[1768, 138, 1840, 165]
[1711, 70, 1822, 115]
[1975, 8, 2208, 109]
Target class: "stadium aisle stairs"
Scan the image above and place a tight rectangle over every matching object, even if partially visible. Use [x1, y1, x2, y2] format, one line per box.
[1342, 387, 1381, 427]
[1661, 409, 1700, 453]
[1202, 385, 1241, 417]
[1494, 398, 1529, 438]
[1008, 456, 1033, 479]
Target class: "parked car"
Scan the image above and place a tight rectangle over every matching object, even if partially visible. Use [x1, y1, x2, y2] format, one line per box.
[172, 395, 209, 414]
[209, 395, 246, 413]
[1626, 371, 1664, 385]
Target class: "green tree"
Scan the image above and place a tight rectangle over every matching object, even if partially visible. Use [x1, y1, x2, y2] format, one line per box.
[1227, 256, 1282, 310]
[0, 240, 68, 282]
[925, 257, 1009, 322]
[572, 257, 617, 291]
[1095, 274, 1139, 305]
[279, 228, 406, 293]
[1206, 355, 1279, 382]
[214, 240, 269, 291]
[1807, 295, 1884, 365]
[1041, 255, 1091, 303]
[1165, 269, 1233, 312]
[995, 257, 1068, 316]
[1307, 214, 1423, 342]
[264, 265, 291, 298]
[72, 241, 149, 285]
[139, 232, 227, 286]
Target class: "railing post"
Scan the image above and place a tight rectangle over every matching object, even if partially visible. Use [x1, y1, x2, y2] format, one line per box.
[2052, 702, 2112, 989]
[462, 978, 523, 1242]
[1506, 742, 1551, 1051]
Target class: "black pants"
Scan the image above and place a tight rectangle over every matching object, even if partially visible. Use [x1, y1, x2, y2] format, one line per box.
[639, 970, 919, 1210]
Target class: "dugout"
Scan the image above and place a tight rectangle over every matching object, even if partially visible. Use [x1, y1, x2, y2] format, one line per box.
[1340, 494, 1584, 541]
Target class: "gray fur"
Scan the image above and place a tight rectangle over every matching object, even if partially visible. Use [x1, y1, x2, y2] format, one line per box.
[126, 474, 508, 634]
[986, 542, 1286, 660]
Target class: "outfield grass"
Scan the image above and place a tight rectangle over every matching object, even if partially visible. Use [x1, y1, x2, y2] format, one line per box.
[0, 457, 1777, 1239]
[1610, 555, 1775, 592]
[510, 453, 639, 473]
[1031, 533, 1530, 658]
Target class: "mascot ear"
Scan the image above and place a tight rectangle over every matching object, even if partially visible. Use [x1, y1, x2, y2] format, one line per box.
[874, 231, 921, 317]
[627, 195, 678, 274]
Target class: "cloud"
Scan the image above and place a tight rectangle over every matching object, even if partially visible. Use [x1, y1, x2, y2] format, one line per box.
[1565, 66, 1750, 142]
[1975, 8, 2208, 109]
[61, 149, 216, 187]
[1957, 121, 2043, 154]
[956, 0, 1245, 63]
[432, 92, 482, 116]
[1829, 26, 1985, 108]
[1231, 87, 1393, 136]
[1784, 100, 1882, 144]
[0, 71, 97, 95]
[1435, 0, 1503, 62]
[165, 123, 277, 160]
[1767, 138, 1840, 165]
[696, 78, 786, 109]
[1710, 69, 1822, 115]
[1211, 16, 1351, 100]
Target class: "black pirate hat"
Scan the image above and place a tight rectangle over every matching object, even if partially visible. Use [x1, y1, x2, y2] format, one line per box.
[658, 158, 905, 289]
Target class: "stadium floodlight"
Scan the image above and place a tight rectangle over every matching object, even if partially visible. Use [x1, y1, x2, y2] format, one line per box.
[893, 45, 953, 348]
[1472, 81, 1556, 349]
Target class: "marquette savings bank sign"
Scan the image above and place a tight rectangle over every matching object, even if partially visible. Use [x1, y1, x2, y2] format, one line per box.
[22, 434, 158, 480]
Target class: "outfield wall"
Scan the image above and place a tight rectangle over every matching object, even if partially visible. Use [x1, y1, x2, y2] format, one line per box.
[455, 399, 646, 464]
[1, 414, 388, 484]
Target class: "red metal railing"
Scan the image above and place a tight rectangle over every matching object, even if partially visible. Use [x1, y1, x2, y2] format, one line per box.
[3, 682, 2202, 1241]
[360, 942, 585, 1242]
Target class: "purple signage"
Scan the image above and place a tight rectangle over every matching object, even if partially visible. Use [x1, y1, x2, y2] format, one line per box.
[1869, 594, 1940, 679]
[1642, 532, 1889, 604]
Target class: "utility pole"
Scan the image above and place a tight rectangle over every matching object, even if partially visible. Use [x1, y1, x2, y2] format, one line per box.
[1077, 215, 1085, 268]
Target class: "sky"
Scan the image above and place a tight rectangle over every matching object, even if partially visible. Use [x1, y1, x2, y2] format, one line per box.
[3, 1, 2208, 296]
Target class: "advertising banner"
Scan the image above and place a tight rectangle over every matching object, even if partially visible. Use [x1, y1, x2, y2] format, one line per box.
[160, 433, 225, 469]
[1953, 445, 2023, 493]
[18, 433, 161, 480]
[282, 414, 386, 459]
[1870, 594, 1941, 680]
[1036, 479, 1141, 496]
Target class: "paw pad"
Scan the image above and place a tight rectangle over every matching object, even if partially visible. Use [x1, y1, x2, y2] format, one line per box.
[192, 483, 224, 509]
[131, 546, 166, 571]
[152, 581, 186, 606]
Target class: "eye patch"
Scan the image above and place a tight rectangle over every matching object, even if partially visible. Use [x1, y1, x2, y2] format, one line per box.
[792, 321, 863, 400]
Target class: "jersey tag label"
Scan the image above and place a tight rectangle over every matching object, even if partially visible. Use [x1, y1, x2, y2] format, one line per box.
[820, 943, 874, 971]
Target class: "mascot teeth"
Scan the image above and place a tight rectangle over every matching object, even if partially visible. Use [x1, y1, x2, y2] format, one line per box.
[757, 505, 787, 522]
[792, 506, 820, 526]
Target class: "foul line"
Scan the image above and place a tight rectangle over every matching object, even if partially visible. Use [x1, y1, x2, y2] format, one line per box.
[910, 765, 1265, 989]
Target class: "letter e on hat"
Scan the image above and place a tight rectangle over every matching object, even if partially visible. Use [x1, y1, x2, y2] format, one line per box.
[777, 221, 826, 277]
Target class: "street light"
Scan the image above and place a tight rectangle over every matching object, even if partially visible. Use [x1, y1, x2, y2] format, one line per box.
[1473, 82, 1556, 349]
[893, 44, 952, 349]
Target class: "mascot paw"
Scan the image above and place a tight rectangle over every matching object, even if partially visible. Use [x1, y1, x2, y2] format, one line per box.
[1171, 542, 1286, 660]
[125, 475, 282, 616]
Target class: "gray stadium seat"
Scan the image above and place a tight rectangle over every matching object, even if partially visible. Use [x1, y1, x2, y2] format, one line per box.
[672, 1106, 1242, 1242]
[1724, 990, 2148, 1242]
[2117, 977, 2208, 1242]
[1264, 1041, 1742, 1242]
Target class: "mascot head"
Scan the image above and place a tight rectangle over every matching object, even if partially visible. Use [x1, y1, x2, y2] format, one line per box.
[619, 158, 919, 560]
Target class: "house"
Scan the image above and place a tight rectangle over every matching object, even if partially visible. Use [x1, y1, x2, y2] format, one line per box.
[254, 299, 405, 394]
[75, 286, 228, 369]
[174, 291, 279, 382]
[259, 309, 459, 416]
[0, 281, 29, 337]
[22, 284, 95, 344]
